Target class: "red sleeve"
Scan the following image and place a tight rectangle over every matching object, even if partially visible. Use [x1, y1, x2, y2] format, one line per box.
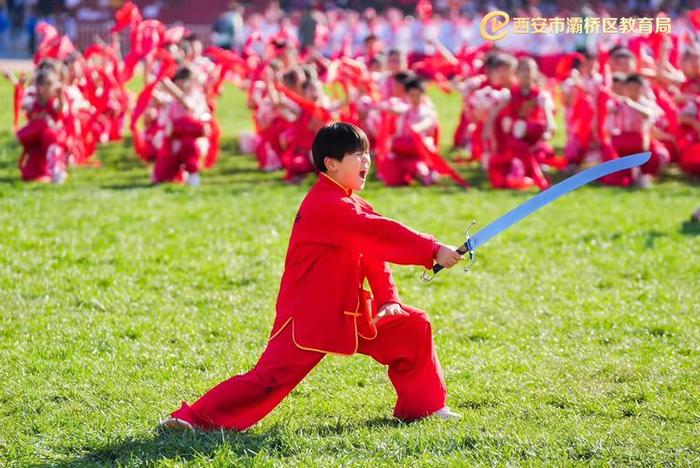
[324, 198, 437, 269]
[171, 116, 207, 137]
[363, 257, 400, 307]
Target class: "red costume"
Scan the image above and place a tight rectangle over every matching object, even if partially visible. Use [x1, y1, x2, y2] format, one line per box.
[17, 97, 67, 182]
[152, 93, 210, 183]
[171, 173, 447, 430]
[490, 85, 559, 190]
[678, 95, 700, 176]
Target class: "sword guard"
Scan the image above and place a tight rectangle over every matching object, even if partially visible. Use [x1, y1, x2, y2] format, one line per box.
[463, 219, 477, 273]
[463, 249, 476, 273]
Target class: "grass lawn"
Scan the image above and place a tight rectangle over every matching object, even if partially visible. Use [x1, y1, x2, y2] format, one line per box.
[0, 79, 699, 466]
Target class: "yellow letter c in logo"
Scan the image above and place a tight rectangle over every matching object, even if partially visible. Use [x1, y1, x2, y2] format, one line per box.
[480, 11, 510, 42]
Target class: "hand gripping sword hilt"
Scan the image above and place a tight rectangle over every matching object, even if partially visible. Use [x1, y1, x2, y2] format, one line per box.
[420, 219, 477, 282]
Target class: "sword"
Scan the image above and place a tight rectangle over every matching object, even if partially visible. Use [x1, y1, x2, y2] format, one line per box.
[421, 152, 651, 282]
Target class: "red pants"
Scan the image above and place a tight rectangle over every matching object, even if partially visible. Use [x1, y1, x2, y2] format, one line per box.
[453, 111, 470, 148]
[281, 150, 315, 182]
[381, 136, 432, 186]
[171, 306, 447, 431]
[381, 156, 431, 186]
[611, 132, 668, 177]
[680, 142, 700, 176]
[17, 119, 62, 182]
[153, 137, 201, 183]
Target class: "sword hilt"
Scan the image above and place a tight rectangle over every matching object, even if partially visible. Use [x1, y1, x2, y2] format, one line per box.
[420, 220, 477, 282]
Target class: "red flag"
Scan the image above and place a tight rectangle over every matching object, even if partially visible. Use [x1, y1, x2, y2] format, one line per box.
[689, 9, 700, 30]
[205, 118, 221, 168]
[276, 84, 332, 122]
[162, 25, 189, 46]
[130, 50, 176, 159]
[112, 1, 142, 33]
[13, 81, 24, 130]
[417, 0, 433, 22]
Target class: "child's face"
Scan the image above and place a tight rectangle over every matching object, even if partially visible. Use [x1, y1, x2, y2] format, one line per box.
[408, 88, 422, 106]
[612, 56, 636, 74]
[626, 82, 643, 101]
[326, 150, 371, 191]
[491, 65, 514, 87]
[387, 54, 403, 73]
[175, 77, 194, 94]
[517, 64, 536, 87]
[37, 78, 57, 101]
[612, 81, 624, 95]
[392, 79, 405, 97]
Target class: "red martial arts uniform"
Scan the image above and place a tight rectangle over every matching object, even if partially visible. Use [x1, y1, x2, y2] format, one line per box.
[153, 93, 210, 183]
[171, 173, 447, 430]
[491, 85, 558, 190]
[17, 97, 66, 182]
[678, 95, 700, 176]
[382, 100, 439, 186]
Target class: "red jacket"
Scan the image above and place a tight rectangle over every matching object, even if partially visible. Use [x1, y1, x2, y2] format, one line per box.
[270, 173, 437, 355]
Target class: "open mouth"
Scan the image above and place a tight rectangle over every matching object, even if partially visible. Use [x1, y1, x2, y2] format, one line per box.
[359, 170, 368, 180]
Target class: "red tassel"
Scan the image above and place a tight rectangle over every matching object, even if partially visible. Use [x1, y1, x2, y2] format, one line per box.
[410, 128, 469, 188]
[205, 119, 221, 168]
[13, 82, 24, 131]
[276, 84, 332, 122]
[689, 9, 700, 30]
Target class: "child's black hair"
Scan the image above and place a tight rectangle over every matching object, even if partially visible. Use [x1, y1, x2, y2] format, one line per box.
[282, 68, 301, 88]
[404, 77, 425, 93]
[369, 55, 385, 68]
[393, 71, 413, 84]
[625, 73, 645, 86]
[311, 122, 369, 172]
[484, 52, 516, 71]
[172, 66, 193, 83]
[364, 34, 378, 44]
[35, 69, 55, 87]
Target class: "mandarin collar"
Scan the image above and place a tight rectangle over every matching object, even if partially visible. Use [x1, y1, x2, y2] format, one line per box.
[320, 172, 353, 196]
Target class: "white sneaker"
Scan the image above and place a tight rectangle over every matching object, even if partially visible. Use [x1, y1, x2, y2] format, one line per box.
[187, 172, 201, 186]
[51, 170, 67, 184]
[159, 417, 195, 431]
[433, 406, 462, 420]
[635, 174, 654, 189]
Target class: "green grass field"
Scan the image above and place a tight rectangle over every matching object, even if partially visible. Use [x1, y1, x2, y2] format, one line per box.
[0, 80, 699, 466]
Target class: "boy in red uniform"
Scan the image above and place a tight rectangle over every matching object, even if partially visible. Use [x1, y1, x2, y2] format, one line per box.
[16, 69, 68, 183]
[152, 66, 211, 185]
[162, 122, 463, 431]
[381, 78, 440, 186]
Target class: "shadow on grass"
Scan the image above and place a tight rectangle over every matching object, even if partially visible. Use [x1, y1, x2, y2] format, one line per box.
[49, 426, 294, 466]
[680, 220, 700, 236]
[51, 417, 409, 466]
[644, 230, 669, 248]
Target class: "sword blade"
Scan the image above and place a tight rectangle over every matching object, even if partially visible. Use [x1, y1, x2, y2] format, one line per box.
[466, 152, 650, 251]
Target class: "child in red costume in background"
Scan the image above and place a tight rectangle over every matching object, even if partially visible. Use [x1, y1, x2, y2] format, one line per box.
[161, 122, 464, 431]
[381, 77, 441, 186]
[16, 69, 68, 183]
[489, 57, 558, 190]
[678, 49, 700, 177]
[603, 74, 666, 188]
[469, 53, 516, 167]
[152, 66, 211, 186]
